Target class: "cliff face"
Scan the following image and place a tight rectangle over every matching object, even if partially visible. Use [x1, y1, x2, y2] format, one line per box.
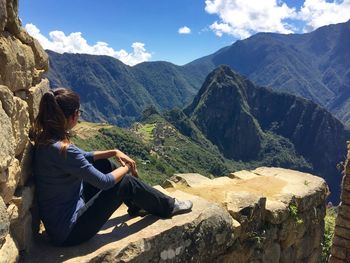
[0, 0, 49, 259]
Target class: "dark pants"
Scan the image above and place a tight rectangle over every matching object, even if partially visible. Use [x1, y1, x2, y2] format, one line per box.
[62, 159, 175, 246]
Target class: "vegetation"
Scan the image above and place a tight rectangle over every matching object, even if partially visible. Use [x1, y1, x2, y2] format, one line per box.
[72, 119, 239, 186]
[322, 207, 337, 263]
[288, 203, 303, 225]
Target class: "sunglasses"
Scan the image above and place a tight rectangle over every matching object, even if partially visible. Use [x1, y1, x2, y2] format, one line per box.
[76, 109, 83, 116]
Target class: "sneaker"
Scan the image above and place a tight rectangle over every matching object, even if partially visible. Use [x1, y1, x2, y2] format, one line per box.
[171, 199, 193, 216]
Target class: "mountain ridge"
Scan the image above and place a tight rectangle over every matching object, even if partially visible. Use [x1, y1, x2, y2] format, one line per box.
[186, 20, 350, 126]
[46, 50, 203, 126]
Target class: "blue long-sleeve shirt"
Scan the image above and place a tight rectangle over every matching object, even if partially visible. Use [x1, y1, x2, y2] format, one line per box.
[33, 142, 116, 244]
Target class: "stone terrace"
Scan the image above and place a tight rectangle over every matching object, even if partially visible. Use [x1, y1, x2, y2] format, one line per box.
[22, 167, 328, 263]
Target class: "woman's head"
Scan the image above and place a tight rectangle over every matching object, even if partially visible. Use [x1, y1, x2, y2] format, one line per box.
[34, 88, 80, 146]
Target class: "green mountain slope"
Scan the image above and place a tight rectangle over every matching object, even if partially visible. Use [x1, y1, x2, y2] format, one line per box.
[46, 51, 203, 127]
[71, 119, 240, 186]
[184, 65, 350, 203]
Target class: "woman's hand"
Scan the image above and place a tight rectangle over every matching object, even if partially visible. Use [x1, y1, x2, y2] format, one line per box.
[115, 150, 138, 177]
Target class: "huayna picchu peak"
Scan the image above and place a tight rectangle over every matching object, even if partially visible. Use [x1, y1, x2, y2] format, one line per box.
[184, 65, 350, 203]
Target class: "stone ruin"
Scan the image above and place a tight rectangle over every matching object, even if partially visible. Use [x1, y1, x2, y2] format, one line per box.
[330, 145, 350, 263]
[0, 0, 339, 262]
[23, 168, 328, 263]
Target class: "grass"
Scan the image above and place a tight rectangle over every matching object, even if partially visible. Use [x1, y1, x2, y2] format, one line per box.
[322, 206, 337, 263]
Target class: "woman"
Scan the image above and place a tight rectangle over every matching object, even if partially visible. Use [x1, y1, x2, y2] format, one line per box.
[33, 88, 192, 246]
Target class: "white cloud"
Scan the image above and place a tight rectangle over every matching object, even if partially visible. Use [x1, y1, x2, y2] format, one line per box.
[204, 0, 350, 38]
[178, 26, 191, 34]
[298, 0, 350, 32]
[205, 0, 296, 39]
[25, 23, 151, 66]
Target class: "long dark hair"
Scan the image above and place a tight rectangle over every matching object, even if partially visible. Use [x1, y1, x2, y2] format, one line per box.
[33, 88, 80, 152]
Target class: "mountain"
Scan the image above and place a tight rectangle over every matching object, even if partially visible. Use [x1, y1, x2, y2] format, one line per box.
[46, 50, 203, 127]
[183, 65, 350, 203]
[46, 21, 350, 127]
[186, 20, 350, 126]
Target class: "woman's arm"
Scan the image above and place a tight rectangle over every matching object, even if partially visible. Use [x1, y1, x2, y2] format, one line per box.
[110, 164, 131, 183]
[93, 149, 138, 177]
[92, 150, 117, 161]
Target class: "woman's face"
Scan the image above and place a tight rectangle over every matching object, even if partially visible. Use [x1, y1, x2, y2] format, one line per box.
[67, 109, 81, 129]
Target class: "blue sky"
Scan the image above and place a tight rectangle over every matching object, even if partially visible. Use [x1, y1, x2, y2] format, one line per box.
[19, 0, 350, 66]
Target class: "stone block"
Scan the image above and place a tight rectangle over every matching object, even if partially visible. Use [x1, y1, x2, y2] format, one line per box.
[341, 189, 350, 204]
[338, 203, 350, 219]
[229, 170, 259, 180]
[0, 100, 15, 172]
[161, 179, 177, 189]
[0, 234, 18, 263]
[0, 85, 15, 117]
[342, 175, 350, 192]
[265, 200, 289, 224]
[12, 185, 34, 218]
[310, 222, 323, 250]
[25, 190, 238, 262]
[10, 213, 32, 251]
[332, 235, 350, 250]
[12, 96, 29, 156]
[279, 218, 299, 249]
[225, 191, 266, 239]
[252, 167, 328, 211]
[167, 173, 212, 187]
[329, 255, 346, 263]
[5, 0, 21, 36]
[6, 203, 18, 224]
[280, 246, 295, 263]
[307, 248, 322, 263]
[231, 218, 241, 240]
[0, 158, 20, 204]
[335, 214, 350, 230]
[0, 197, 10, 248]
[0, 0, 7, 32]
[331, 245, 347, 260]
[25, 78, 49, 124]
[262, 243, 280, 263]
[295, 234, 314, 259]
[18, 141, 34, 187]
[334, 225, 350, 240]
[0, 34, 35, 91]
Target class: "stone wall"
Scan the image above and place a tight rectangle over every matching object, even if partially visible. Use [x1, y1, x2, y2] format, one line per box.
[0, 0, 49, 261]
[164, 168, 328, 263]
[330, 145, 350, 262]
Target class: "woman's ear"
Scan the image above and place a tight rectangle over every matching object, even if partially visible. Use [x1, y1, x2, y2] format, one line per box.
[66, 114, 76, 129]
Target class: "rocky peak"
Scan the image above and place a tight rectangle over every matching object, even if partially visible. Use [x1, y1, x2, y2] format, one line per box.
[185, 66, 349, 202]
[185, 65, 263, 161]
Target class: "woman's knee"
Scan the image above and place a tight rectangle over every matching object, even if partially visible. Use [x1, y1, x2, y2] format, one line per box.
[118, 174, 137, 195]
[120, 174, 137, 185]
